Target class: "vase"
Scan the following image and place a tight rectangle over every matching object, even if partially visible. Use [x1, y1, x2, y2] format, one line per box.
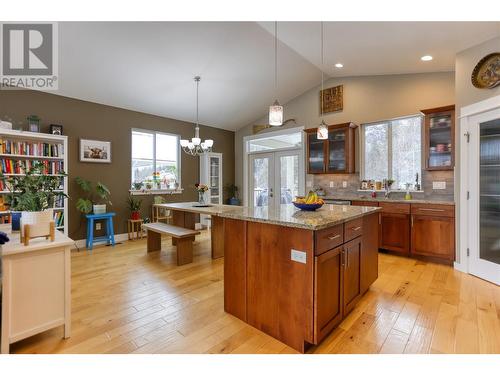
[198, 191, 206, 205]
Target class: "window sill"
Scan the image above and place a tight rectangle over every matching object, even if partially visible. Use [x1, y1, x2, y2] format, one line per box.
[129, 189, 184, 196]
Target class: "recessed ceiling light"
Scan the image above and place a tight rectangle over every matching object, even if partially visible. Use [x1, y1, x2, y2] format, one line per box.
[421, 55, 433, 61]
[335, 63, 343, 68]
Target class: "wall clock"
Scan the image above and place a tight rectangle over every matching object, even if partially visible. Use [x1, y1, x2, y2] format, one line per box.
[471, 52, 500, 89]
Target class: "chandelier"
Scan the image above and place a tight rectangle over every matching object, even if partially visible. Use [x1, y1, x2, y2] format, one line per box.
[180, 76, 214, 156]
[269, 21, 283, 126]
[317, 22, 328, 140]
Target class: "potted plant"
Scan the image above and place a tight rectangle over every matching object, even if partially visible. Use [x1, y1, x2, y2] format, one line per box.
[224, 183, 240, 205]
[75, 177, 112, 214]
[1, 163, 67, 236]
[132, 181, 143, 190]
[127, 195, 142, 220]
[144, 179, 153, 190]
[195, 183, 209, 205]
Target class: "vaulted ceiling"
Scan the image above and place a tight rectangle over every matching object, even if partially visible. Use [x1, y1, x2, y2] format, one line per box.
[53, 21, 500, 131]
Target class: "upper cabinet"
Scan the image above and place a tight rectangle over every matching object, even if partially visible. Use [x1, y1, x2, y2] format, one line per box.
[421, 105, 455, 171]
[306, 122, 357, 174]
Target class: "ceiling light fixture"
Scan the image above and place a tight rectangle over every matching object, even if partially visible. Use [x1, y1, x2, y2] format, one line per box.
[335, 63, 343, 68]
[180, 76, 213, 156]
[269, 21, 283, 126]
[421, 55, 433, 61]
[317, 22, 328, 140]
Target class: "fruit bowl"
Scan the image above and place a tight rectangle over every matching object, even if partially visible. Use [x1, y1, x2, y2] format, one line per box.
[292, 202, 324, 211]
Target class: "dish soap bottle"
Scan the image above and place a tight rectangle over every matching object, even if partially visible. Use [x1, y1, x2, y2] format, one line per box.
[404, 183, 412, 200]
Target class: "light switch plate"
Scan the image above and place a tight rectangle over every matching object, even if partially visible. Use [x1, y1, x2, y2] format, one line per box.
[96, 223, 101, 230]
[433, 181, 446, 190]
[329, 181, 334, 188]
[342, 181, 348, 188]
[291, 249, 307, 264]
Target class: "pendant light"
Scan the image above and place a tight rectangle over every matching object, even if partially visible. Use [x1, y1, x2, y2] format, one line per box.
[269, 21, 283, 126]
[180, 76, 214, 156]
[317, 22, 328, 140]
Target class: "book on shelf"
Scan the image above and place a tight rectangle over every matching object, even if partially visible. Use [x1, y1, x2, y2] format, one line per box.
[53, 211, 64, 227]
[0, 138, 64, 158]
[0, 159, 64, 175]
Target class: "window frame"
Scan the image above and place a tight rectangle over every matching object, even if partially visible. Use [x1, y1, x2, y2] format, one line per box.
[360, 114, 423, 189]
[131, 128, 181, 190]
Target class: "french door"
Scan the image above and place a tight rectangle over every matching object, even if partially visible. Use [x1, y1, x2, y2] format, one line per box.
[249, 150, 304, 210]
[465, 107, 500, 285]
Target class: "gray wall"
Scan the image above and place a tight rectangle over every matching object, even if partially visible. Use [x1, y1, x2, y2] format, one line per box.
[0, 90, 235, 240]
[235, 72, 456, 199]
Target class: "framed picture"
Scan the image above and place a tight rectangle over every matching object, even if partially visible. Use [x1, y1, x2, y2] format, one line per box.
[320, 84, 343, 114]
[50, 124, 63, 135]
[80, 139, 111, 163]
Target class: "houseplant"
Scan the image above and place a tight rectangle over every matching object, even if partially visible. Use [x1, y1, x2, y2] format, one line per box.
[127, 195, 142, 220]
[195, 183, 209, 205]
[75, 177, 112, 214]
[1, 162, 67, 235]
[224, 183, 240, 205]
[132, 181, 143, 191]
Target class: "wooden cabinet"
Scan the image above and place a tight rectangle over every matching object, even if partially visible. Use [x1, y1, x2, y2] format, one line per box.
[378, 202, 411, 254]
[314, 246, 343, 344]
[411, 204, 455, 261]
[305, 122, 357, 174]
[342, 237, 362, 315]
[351, 200, 379, 207]
[422, 105, 455, 171]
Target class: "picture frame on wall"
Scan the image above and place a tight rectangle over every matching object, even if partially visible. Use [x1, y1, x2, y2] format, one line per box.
[80, 139, 112, 163]
[50, 124, 63, 135]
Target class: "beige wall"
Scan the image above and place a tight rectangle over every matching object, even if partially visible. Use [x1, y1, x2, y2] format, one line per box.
[454, 36, 500, 263]
[0, 90, 235, 240]
[235, 72, 456, 192]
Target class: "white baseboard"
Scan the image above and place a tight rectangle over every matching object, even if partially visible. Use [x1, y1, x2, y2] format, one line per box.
[454, 261, 468, 274]
[74, 232, 130, 250]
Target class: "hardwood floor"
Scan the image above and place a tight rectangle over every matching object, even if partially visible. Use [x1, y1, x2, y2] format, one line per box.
[10, 230, 500, 354]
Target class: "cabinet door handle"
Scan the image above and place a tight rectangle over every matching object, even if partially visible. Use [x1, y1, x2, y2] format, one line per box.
[350, 226, 362, 231]
[379, 214, 381, 225]
[346, 250, 349, 268]
[411, 215, 414, 227]
[328, 234, 341, 240]
[418, 208, 445, 212]
[341, 250, 345, 267]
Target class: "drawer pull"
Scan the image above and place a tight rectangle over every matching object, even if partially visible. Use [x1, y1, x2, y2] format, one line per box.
[350, 226, 362, 231]
[328, 234, 341, 240]
[418, 208, 445, 212]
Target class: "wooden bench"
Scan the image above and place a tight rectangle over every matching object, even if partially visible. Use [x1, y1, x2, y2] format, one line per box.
[142, 222, 200, 265]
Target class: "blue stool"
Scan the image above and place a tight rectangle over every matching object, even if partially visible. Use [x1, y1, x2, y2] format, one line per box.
[86, 212, 116, 250]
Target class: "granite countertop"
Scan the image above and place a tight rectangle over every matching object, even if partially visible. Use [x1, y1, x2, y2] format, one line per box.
[155, 202, 241, 215]
[217, 204, 381, 231]
[321, 193, 455, 205]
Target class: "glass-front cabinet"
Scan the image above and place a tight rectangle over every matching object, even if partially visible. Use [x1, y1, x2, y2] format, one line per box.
[306, 122, 356, 174]
[200, 152, 223, 204]
[422, 105, 455, 170]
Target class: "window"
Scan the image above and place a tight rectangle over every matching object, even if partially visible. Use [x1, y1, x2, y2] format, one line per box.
[362, 115, 422, 190]
[131, 130, 180, 188]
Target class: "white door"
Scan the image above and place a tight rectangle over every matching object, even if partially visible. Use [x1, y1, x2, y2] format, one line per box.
[466, 107, 500, 285]
[249, 153, 275, 209]
[249, 150, 304, 209]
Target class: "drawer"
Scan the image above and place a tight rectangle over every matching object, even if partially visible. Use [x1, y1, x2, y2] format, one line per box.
[315, 224, 344, 256]
[411, 203, 455, 217]
[378, 202, 410, 214]
[344, 218, 363, 242]
[351, 200, 379, 207]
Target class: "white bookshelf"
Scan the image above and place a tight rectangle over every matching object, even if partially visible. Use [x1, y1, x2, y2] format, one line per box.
[0, 129, 69, 236]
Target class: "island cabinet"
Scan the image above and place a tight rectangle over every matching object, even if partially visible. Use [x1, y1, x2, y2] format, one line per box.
[378, 202, 410, 254]
[305, 122, 357, 174]
[223, 210, 379, 352]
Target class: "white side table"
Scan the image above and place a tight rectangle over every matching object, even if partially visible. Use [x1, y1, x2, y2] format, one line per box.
[1, 225, 74, 354]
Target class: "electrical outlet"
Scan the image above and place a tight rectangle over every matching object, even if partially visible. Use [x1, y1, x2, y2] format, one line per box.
[329, 181, 334, 188]
[306, 180, 313, 188]
[96, 223, 101, 230]
[432, 181, 446, 190]
[291, 249, 307, 264]
[342, 181, 348, 188]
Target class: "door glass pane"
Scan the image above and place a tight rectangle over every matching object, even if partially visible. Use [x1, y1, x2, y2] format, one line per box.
[280, 155, 299, 204]
[308, 133, 324, 173]
[480, 118, 500, 265]
[428, 113, 452, 168]
[392, 116, 422, 189]
[328, 130, 346, 172]
[210, 157, 220, 199]
[253, 157, 269, 207]
[364, 123, 388, 182]
[248, 132, 302, 152]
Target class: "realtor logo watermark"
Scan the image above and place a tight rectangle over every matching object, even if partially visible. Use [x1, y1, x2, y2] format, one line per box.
[1, 22, 58, 90]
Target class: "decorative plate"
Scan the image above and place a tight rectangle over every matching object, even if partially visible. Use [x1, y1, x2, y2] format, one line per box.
[471, 53, 500, 89]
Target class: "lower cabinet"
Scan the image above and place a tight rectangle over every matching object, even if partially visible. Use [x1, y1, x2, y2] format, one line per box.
[379, 213, 410, 254]
[314, 246, 343, 343]
[343, 237, 362, 315]
[411, 214, 455, 261]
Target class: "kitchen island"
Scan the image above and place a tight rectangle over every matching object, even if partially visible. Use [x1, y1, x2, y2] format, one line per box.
[217, 204, 381, 353]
